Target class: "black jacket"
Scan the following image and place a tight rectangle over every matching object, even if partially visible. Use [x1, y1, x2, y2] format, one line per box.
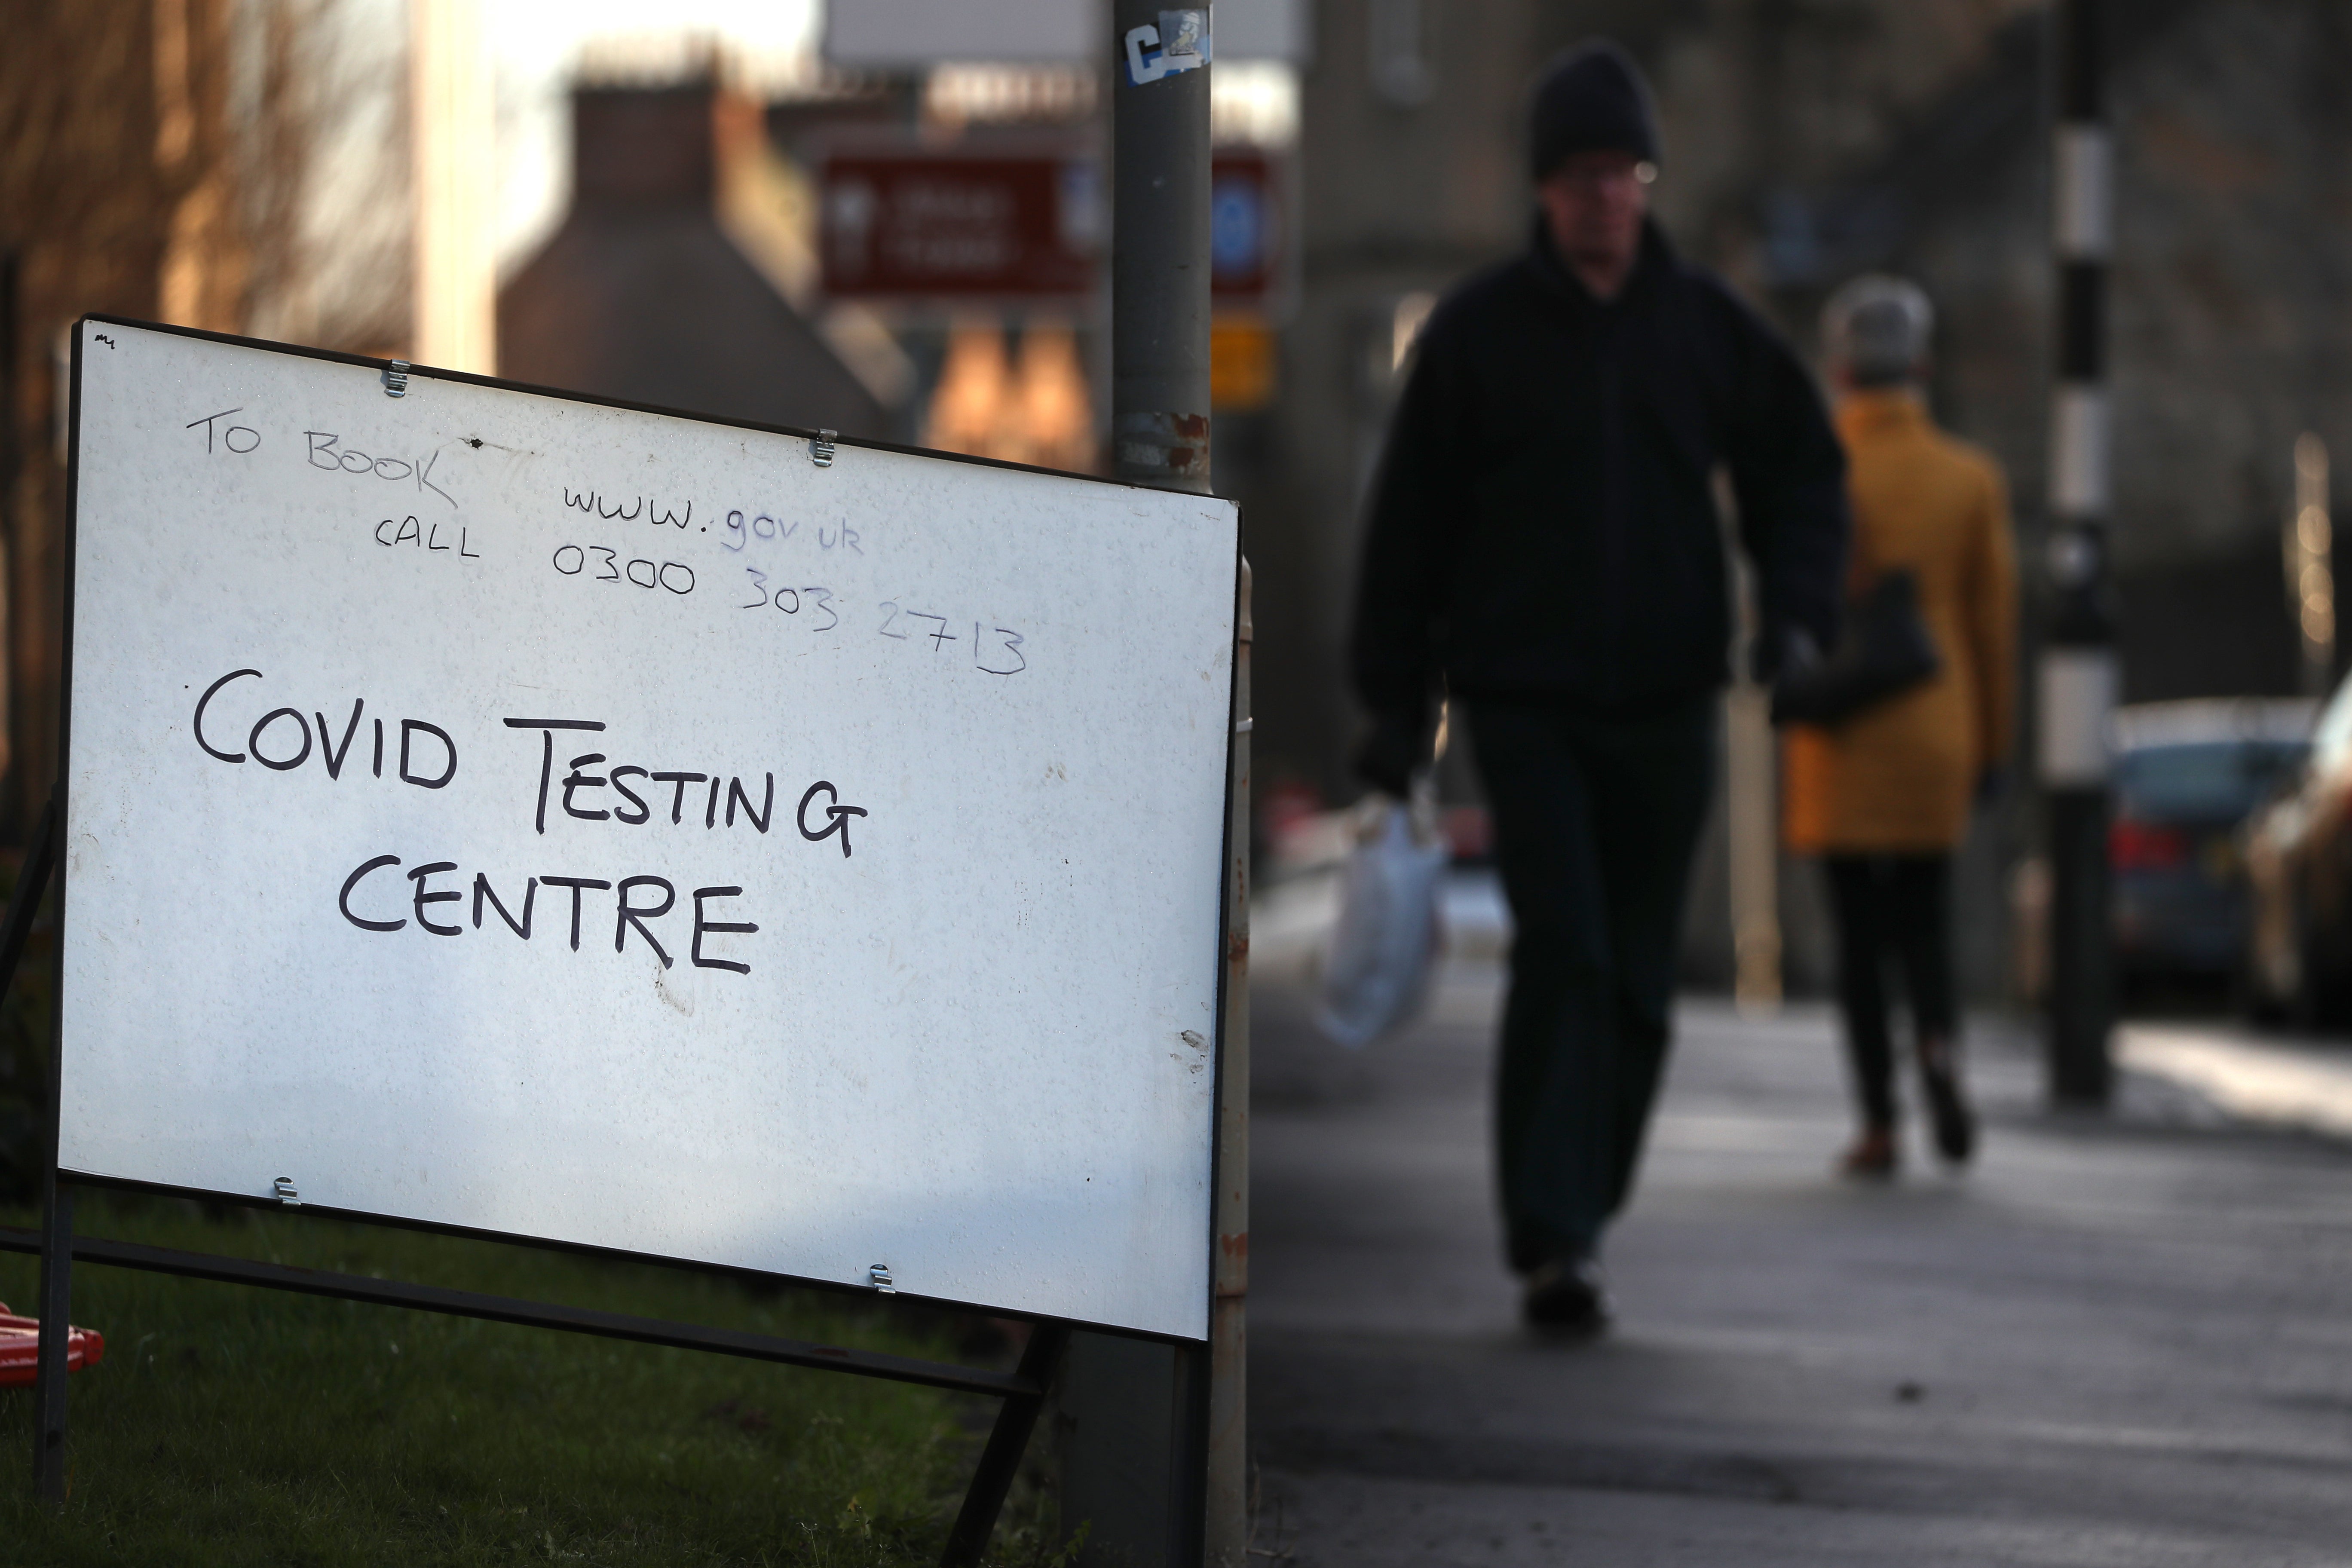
[1352, 218, 1848, 722]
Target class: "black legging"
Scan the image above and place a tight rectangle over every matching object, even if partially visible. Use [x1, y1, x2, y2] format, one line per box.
[1822, 854, 1956, 1130]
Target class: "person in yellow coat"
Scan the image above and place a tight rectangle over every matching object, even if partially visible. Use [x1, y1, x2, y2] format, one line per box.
[1785, 276, 2017, 1178]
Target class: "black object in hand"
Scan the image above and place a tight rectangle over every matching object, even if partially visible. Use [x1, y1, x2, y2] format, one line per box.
[1770, 569, 1940, 727]
[1752, 624, 1815, 686]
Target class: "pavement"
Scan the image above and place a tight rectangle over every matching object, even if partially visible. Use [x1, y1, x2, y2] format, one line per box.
[2117, 1021, 2352, 1142]
[1244, 875, 2352, 1565]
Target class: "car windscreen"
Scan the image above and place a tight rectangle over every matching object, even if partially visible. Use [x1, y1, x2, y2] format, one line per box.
[2115, 740, 2306, 823]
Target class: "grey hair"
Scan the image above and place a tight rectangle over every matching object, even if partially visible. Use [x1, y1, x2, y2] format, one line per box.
[1822, 274, 1934, 386]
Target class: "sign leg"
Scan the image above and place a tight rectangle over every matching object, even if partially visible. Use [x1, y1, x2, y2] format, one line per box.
[32, 1178, 73, 1501]
[1168, 1338, 1211, 1564]
[1206, 564, 1251, 1565]
[0, 798, 57, 999]
[1056, 1331, 1210, 1567]
[939, 1321, 1071, 1568]
[26, 795, 68, 1500]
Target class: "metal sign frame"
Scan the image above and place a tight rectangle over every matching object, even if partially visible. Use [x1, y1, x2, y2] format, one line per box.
[7, 315, 1243, 1565]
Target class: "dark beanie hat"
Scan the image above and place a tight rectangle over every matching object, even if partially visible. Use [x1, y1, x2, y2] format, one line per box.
[1529, 41, 1659, 177]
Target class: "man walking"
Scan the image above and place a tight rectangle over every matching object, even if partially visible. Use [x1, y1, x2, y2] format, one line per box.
[1351, 42, 1848, 1335]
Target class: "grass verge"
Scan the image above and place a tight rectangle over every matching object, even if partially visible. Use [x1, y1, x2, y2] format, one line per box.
[0, 1193, 1066, 1567]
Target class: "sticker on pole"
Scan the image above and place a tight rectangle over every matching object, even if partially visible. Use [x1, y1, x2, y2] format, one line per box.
[1124, 10, 1212, 84]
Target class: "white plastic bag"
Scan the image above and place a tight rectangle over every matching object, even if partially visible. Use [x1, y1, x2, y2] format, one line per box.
[1314, 794, 1449, 1048]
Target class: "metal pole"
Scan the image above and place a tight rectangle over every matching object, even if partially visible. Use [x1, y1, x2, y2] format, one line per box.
[1056, 8, 1216, 1562]
[2041, 0, 2115, 1105]
[1206, 564, 1250, 1566]
[1110, 0, 1212, 492]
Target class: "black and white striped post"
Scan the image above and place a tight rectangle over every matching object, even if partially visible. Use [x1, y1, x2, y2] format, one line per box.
[2041, 0, 2115, 1106]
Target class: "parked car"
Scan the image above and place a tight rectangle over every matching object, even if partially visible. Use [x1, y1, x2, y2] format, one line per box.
[2111, 699, 2312, 992]
[2242, 680, 2352, 1022]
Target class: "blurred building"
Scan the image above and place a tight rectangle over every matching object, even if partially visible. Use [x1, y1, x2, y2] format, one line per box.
[11, 0, 2352, 1000]
[922, 317, 1095, 470]
[769, 63, 1121, 468]
[1679, 0, 2352, 709]
[499, 79, 888, 438]
[1243, 0, 2352, 999]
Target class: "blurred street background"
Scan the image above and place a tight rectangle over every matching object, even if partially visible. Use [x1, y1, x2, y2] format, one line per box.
[14, 0, 2352, 1560]
[12, 0, 2352, 1006]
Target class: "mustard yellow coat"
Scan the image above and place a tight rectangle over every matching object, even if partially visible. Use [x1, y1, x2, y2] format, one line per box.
[1783, 391, 2018, 853]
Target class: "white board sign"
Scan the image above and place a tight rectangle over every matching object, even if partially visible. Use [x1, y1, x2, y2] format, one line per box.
[60, 318, 1237, 1341]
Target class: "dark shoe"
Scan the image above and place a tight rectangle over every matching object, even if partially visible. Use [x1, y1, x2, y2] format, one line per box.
[1838, 1126, 1899, 1181]
[1521, 1256, 1611, 1339]
[1919, 1041, 1976, 1165]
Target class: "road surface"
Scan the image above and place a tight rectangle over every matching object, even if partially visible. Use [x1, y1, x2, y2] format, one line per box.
[1248, 942, 2352, 1565]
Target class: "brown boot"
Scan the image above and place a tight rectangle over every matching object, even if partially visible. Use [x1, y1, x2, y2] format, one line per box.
[1838, 1124, 1899, 1180]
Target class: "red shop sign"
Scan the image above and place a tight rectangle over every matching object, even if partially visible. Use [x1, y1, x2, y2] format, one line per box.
[819, 141, 1285, 311]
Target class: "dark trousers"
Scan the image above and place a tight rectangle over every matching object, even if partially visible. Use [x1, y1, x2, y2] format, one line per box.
[1822, 854, 1956, 1129]
[1467, 696, 1715, 1273]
